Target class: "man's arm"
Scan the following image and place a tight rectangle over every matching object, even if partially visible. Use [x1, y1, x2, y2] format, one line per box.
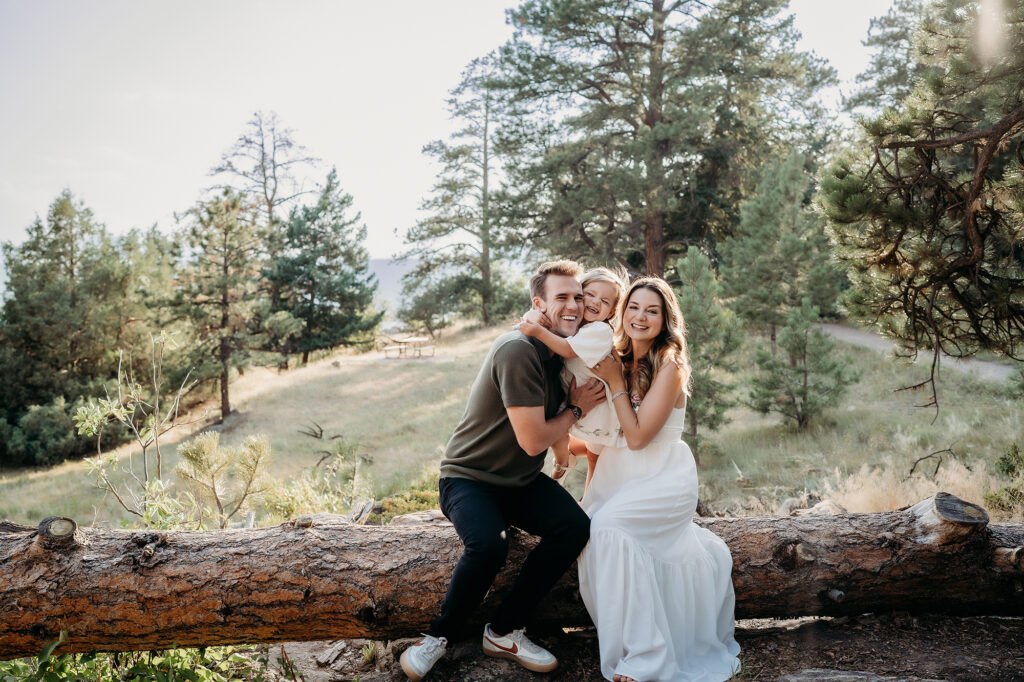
[506, 378, 605, 456]
[520, 310, 577, 360]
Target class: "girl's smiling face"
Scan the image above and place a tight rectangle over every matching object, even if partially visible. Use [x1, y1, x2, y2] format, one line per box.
[582, 280, 618, 323]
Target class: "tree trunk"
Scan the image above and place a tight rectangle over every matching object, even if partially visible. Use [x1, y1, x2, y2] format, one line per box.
[1, 494, 1021, 660]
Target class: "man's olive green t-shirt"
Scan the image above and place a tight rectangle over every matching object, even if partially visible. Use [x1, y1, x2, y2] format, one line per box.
[440, 331, 566, 487]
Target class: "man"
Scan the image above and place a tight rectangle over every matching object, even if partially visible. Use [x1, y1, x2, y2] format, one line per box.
[400, 260, 606, 681]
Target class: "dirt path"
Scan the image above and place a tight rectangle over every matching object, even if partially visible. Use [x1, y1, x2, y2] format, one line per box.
[818, 323, 1017, 384]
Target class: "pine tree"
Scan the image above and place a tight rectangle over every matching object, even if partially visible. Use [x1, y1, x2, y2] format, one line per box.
[400, 56, 514, 325]
[748, 298, 859, 429]
[721, 151, 841, 354]
[821, 0, 1024, 372]
[843, 0, 927, 116]
[0, 191, 131, 465]
[272, 169, 382, 364]
[671, 250, 741, 440]
[209, 111, 319, 318]
[176, 190, 264, 418]
[497, 0, 835, 274]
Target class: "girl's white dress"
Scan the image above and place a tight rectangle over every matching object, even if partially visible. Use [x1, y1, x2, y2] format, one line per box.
[562, 321, 619, 449]
[578, 406, 741, 681]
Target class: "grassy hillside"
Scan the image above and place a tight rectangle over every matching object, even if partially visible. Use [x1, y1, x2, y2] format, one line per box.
[1, 322, 1021, 527]
[0, 324, 497, 526]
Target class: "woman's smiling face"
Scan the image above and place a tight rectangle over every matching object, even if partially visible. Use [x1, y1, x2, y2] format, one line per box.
[582, 281, 618, 323]
[621, 286, 664, 342]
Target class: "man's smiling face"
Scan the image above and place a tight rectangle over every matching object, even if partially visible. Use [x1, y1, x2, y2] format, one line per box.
[535, 274, 584, 338]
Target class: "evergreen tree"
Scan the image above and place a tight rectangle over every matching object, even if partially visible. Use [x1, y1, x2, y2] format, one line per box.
[749, 299, 859, 429]
[397, 271, 466, 339]
[821, 0, 1024, 371]
[497, 0, 835, 274]
[400, 56, 514, 324]
[176, 190, 264, 418]
[210, 111, 319, 317]
[0, 191, 131, 465]
[843, 0, 927, 116]
[721, 151, 841, 353]
[671, 250, 741, 440]
[272, 169, 382, 364]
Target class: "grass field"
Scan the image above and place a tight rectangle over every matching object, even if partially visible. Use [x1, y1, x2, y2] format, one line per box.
[1, 321, 1021, 526]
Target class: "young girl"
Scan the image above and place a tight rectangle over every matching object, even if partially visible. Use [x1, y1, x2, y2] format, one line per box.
[519, 267, 626, 488]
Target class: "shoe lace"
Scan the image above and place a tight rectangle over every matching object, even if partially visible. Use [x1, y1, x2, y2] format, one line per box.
[507, 628, 544, 655]
[418, 634, 447, 658]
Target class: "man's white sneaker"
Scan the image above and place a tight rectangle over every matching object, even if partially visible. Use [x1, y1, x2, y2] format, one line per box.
[400, 634, 447, 681]
[482, 623, 558, 673]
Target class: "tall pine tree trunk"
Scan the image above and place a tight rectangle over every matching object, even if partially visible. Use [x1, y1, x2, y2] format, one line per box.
[219, 338, 231, 419]
[479, 95, 492, 325]
[643, 1, 668, 277]
[220, 274, 231, 417]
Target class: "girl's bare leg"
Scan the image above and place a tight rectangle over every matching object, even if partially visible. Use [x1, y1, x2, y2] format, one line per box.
[551, 434, 571, 480]
[568, 436, 599, 491]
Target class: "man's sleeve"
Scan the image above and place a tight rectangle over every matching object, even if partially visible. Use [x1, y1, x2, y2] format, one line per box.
[492, 338, 546, 408]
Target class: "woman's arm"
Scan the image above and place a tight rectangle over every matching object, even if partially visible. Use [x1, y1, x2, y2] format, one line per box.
[591, 353, 683, 451]
[519, 310, 578, 360]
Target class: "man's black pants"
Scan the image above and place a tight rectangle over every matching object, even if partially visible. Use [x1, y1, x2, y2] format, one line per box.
[429, 474, 590, 639]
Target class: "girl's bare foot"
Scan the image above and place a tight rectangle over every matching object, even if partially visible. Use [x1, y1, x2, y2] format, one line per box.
[613, 676, 638, 682]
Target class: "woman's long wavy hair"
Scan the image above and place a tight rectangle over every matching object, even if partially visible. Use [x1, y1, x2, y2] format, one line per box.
[613, 277, 692, 400]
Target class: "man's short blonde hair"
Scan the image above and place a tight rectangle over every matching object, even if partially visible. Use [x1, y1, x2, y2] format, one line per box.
[530, 260, 583, 300]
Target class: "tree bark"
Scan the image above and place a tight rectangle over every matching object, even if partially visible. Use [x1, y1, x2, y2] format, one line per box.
[1, 494, 1021, 660]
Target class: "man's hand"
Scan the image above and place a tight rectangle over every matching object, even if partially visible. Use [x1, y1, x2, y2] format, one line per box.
[518, 308, 550, 337]
[568, 377, 606, 418]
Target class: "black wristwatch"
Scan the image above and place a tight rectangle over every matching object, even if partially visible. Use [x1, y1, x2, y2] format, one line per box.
[567, 404, 583, 420]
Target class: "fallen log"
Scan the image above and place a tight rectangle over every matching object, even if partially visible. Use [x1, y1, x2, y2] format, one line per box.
[1, 492, 1021, 659]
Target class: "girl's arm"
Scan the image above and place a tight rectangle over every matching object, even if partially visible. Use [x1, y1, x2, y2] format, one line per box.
[591, 352, 683, 451]
[520, 309, 578, 360]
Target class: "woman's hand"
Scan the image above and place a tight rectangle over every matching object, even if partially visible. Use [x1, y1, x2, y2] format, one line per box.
[591, 351, 625, 390]
[518, 308, 550, 337]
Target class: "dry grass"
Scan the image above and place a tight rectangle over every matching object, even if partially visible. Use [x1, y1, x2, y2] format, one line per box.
[0, 322, 503, 526]
[1, 319, 1021, 526]
[700, 340, 1024, 520]
[822, 457, 1016, 518]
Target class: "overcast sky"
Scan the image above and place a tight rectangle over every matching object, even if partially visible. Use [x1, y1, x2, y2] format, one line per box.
[0, 0, 894, 263]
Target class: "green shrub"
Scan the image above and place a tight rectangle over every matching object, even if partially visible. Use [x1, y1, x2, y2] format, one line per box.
[984, 486, 1024, 513]
[0, 633, 266, 681]
[262, 439, 373, 521]
[995, 443, 1023, 478]
[368, 466, 440, 524]
[372, 488, 441, 524]
[5, 397, 86, 467]
[985, 442, 1024, 515]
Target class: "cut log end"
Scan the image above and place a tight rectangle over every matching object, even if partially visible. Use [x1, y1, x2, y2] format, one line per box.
[36, 516, 79, 550]
[911, 493, 989, 545]
[933, 492, 989, 525]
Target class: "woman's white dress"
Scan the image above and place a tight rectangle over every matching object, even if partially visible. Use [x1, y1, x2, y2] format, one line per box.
[578, 406, 741, 681]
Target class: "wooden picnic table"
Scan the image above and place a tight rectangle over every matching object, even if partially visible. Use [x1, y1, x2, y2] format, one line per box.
[383, 336, 435, 358]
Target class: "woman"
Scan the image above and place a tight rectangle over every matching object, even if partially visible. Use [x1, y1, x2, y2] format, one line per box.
[581, 277, 740, 682]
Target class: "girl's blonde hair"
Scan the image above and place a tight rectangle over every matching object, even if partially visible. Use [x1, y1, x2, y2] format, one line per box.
[580, 266, 628, 320]
[613, 276, 692, 399]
